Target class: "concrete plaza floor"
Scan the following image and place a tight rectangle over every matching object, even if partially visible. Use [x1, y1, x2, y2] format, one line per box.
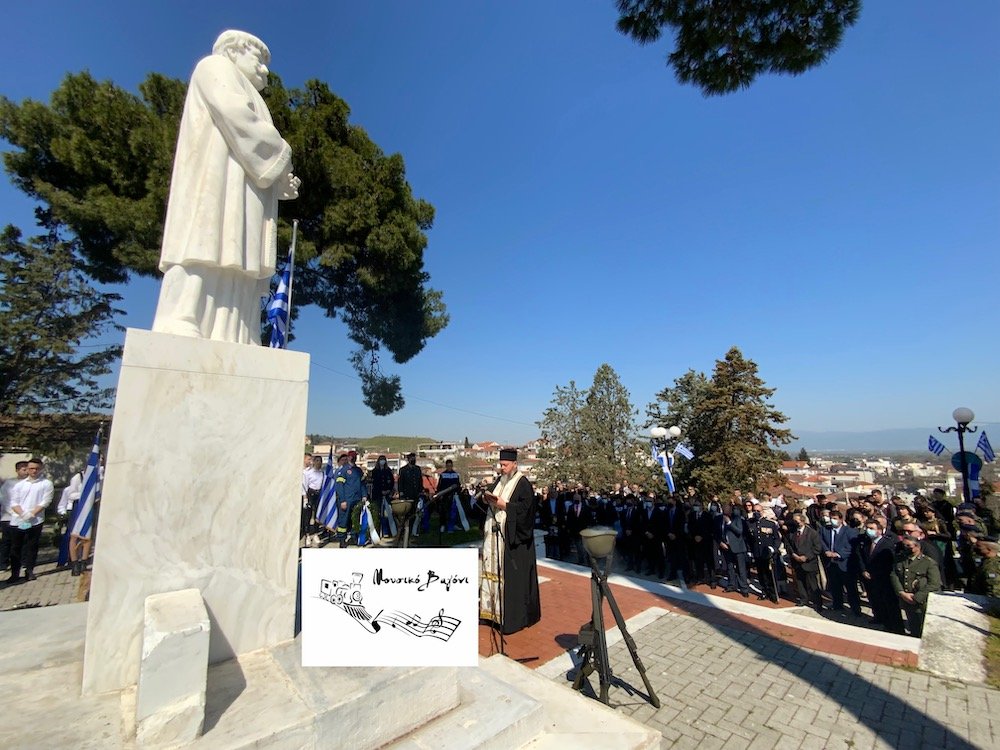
[480, 560, 999, 750]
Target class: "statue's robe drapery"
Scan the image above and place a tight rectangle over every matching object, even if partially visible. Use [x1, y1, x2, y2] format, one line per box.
[153, 53, 292, 343]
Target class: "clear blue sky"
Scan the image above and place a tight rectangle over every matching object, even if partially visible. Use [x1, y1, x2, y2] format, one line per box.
[3, 2, 998, 445]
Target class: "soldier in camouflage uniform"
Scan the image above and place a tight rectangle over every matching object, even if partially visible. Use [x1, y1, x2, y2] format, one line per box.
[966, 540, 1000, 599]
[891, 535, 942, 637]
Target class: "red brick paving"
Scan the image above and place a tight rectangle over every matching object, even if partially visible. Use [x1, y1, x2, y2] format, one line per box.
[479, 564, 918, 668]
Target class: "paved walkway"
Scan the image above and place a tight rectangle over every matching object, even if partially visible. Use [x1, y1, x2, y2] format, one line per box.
[0, 549, 87, 611]
[479, 560, 998, 750]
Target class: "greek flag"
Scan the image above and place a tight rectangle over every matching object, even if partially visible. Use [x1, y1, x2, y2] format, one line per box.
[315, 449, 338, 529]
[266, 256, 292, 349]
[977, 432, 995, 463]
[651, 440, 675, 493]
[358, 499, 380, 546]
[675, 443, 695, 461]
[928, 435, 947, 456]
[69, 431, 102, 539]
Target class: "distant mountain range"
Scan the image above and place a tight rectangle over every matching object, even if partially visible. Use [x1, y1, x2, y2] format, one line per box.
[787, 424, 1000, 454]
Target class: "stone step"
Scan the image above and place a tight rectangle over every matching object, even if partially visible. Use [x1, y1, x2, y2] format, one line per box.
[480, 655, 660, 750]
[385, 664, 544, 750]
[184, 640, 461, 749]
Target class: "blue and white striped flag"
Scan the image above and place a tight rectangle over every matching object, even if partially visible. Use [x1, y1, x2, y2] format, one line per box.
[651, 440, 675, 493]
[358, 499, 380, 546]
[315, 448, 338, 529]
[69, 431, 102, 540]
[266, 255, 292, 349]
[675, 443, 695, 461]
[928, 435, 947, 456]
[977, 432, 995, 463]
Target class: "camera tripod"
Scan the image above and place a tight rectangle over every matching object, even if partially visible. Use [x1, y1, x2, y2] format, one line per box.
[572, 550, 660, 708]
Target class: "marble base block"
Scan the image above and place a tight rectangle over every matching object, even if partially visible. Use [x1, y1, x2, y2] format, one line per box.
[137, 589, 210, 746]
[83, 329, 309, 695]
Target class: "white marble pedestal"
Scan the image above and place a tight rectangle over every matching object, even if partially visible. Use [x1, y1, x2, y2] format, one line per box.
[82, 329, 309, 695]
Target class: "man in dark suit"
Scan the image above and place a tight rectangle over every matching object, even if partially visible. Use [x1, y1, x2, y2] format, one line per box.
[686, 499, 714, 585]
[564, 491, 594, 566]
[538, 486, 565, 560]
[858, 517, 904, 633]
[640, 494, 665, 577]
[662, 495, 687, 582]
[719, 505, 750, 596]
[786, 512, 823, 611]
[819, 510, 858, 613]
[619, 495, 642, 571]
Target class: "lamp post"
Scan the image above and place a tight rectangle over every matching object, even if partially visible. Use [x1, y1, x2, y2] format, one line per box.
[938, 407, 977, 504]
[649, 425, 681, 492]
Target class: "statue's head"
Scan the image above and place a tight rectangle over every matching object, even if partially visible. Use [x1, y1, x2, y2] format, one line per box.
[212, 30, 271, 91]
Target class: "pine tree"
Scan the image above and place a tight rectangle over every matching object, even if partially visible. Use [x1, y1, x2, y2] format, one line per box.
[579, 364, 642, 490]
[616, 0, 862, 95]
[537, 364, 644, 490]
[693, 347, 794, 495]
[0, 224, 123, 439]
[798, 447, 811, 463]
[646, 369, 711, 489]
[0, 72, 447, 415]
[537, 380, 588, 485]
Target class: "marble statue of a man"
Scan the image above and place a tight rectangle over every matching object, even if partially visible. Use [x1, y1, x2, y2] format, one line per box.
[152, 30, 300, 344]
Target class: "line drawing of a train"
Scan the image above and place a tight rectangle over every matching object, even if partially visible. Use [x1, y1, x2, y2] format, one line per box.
[318, 572, 380, 633]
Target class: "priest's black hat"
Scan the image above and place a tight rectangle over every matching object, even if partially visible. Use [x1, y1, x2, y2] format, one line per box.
[499, 448, 518, 461]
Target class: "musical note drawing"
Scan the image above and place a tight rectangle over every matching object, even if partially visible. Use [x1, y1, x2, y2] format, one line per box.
[374, 609, 461, 641]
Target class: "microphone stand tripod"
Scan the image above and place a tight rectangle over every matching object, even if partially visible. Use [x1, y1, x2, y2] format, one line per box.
[572, 546, 660, 708]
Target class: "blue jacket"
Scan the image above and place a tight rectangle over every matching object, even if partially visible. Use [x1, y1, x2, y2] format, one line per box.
[819, 524, 856, 573]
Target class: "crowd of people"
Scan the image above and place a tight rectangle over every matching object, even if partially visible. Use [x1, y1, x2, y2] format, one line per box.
[300, 451, 479, 548]
[299, 448, 999, 638]
[537, 483, 1000, 637]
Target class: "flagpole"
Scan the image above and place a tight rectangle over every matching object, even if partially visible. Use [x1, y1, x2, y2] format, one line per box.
[286, 219, 299, 346]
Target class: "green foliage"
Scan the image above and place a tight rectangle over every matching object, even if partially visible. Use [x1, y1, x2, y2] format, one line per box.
[538, 364, 643, 489]
[0, 71, 448, 414]
[646, 346, 793, 496]
[537, 379, 588, 485]
[645, 368, 711, 490]
[798, 446, 811, 462]
[0, 225, 123, 423]
[307, 435, 438, 455]
[616, 0, 862, 95]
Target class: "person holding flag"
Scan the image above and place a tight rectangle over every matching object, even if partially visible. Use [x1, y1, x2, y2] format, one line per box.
[314, 448, 339, 545]
[68, 435, 103, 576]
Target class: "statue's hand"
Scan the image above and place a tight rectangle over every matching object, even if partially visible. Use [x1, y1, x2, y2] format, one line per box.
[279, 172, 301, 200]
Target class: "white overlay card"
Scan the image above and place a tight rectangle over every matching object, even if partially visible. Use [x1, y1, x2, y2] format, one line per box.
[301, 548, 479, 667]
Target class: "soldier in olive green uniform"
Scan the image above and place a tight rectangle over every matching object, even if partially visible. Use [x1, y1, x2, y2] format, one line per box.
[966, 540, 1000, 599]
[891, 535, 942, 637]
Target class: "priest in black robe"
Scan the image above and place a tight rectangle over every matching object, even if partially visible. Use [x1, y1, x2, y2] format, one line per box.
[479, 448, 541, 634]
